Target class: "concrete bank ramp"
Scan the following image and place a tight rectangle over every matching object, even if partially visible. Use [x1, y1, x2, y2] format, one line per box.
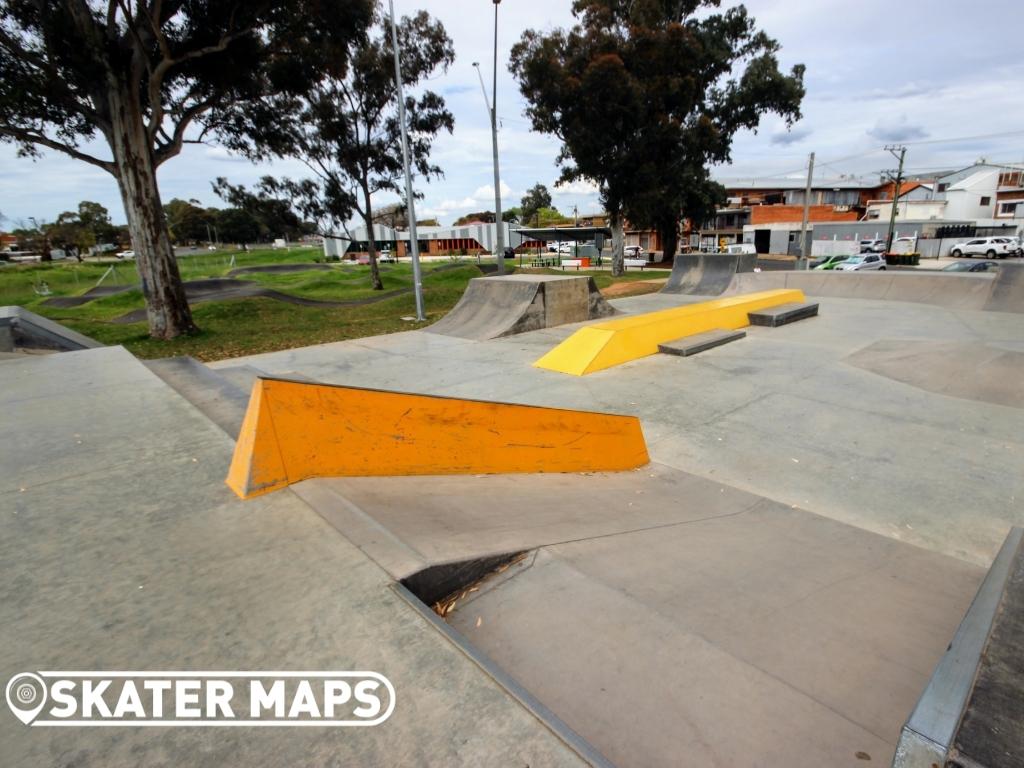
[0, 305, 103, 352]
[426, 274, 615, 340]
[986, 262, 1024, 312]
[661, 253, 756, 295]
[723, 265, 1024, 312]
[846, 340, 1024, 409]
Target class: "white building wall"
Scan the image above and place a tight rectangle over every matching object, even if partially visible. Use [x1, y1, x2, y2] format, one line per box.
[941, 169, 999, 219]
[865, 200, 947, 221]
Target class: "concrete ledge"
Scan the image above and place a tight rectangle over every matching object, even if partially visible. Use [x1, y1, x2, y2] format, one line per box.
[747, 301, 819, 327]
[0, 305, 103, 351]
[658, 329, 746, 357]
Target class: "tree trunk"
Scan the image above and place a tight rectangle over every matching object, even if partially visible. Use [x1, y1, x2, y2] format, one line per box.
[108, 87, 196, 339]
[610, 211, 625, 277]
[658, 217, 679, 263]
[362, 191, 383, 291]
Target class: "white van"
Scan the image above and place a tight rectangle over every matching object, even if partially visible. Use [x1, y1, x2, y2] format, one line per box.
[724, 243, 757, 256]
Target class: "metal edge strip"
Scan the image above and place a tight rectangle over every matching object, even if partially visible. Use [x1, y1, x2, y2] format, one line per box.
[391, 582, 617, 768]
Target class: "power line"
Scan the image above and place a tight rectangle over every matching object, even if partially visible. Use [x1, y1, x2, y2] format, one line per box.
[899, 128, 1024, 146]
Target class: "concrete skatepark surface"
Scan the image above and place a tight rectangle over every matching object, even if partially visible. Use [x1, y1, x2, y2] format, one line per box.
[3, 267, 1024, 765]
[0, 347, 588, 767]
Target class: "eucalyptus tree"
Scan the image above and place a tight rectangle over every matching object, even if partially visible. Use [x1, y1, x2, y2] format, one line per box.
[511, 0, 805, 275]
[0, 0, 372, 337]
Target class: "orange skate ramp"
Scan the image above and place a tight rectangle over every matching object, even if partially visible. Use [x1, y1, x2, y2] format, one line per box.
[226, 377, 649, 499]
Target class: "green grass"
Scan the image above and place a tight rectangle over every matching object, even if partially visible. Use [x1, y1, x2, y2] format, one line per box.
[1, 248, 654, 361]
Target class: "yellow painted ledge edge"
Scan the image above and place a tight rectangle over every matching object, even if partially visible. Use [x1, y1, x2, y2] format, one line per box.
[534, 288, 805, 375]
[226, 377, 650, 499]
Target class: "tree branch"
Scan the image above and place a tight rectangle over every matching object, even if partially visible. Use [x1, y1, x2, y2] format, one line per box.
[154, 94, 220, 165]
[0, 127, 116, 174]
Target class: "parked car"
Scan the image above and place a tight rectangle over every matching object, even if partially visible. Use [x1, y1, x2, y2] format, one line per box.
[624, 245, 645, 258]
[859, 239, 885, 253]
[813, 254, 852, 270]
[378, 249, 396, 263]
[724, 243, 757, 256]
[116, 250, 135, 260]
[942, 260, 998, 273]
[558, 242, 578, 254]
[949, 237, 1017, 259]
[835, 253, 886, 271]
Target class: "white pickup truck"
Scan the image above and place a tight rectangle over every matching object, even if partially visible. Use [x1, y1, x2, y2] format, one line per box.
[950, 237, 1020, 259]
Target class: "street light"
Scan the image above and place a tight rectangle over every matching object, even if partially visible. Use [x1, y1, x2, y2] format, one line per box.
[472, 0, 504, 274]
[388, 0, 425, 321]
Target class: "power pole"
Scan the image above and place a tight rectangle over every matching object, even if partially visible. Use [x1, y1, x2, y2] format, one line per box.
[388, 0, 425, 320]
[799, 151, 815, 259]
[884, 144, 907, 254]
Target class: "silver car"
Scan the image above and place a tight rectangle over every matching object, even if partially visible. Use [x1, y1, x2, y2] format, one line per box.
[835, 253, 886, 271]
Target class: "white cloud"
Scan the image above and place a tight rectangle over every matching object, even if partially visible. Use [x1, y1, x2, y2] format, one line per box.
[471, 181, 513, 202]
[867, 114, 929, 143]
[553, 179, 599, 196]
[204, 146, 247, 163]
[5, 0, 1024, 226]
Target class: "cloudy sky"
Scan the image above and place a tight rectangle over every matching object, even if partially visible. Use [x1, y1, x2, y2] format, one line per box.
[2, 0, 1023, 227]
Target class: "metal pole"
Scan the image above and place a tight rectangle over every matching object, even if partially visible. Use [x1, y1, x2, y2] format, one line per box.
[388, 0, 425, 320]
[490, 0, 505, 273]
[885, 145, 907, 254]
[799, 152, 815, 258]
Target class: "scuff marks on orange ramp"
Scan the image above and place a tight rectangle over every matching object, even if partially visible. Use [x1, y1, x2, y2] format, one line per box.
[226, 377, 650, 499]
[534, 288, 806, 375]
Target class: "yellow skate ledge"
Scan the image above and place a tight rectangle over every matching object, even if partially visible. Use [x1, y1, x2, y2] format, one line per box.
[226, 377, 649, 499]
[534, 288, 806, 375]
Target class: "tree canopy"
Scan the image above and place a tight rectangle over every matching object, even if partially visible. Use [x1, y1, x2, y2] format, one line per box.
[247, 8, 453, 290]
[519, 184, 554, 224]
[0, 0, 372, 337]
[510, 0, 805, 273]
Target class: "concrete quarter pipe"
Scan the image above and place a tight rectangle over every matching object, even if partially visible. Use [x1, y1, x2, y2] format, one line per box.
[426, 274, 616, 340]
[723, 263, 1024, 312]
[661, 253, 757, 295]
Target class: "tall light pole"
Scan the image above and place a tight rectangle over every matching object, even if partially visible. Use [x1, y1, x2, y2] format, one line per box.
[472, 0, 504, 274]
[388, 0, 425, 320]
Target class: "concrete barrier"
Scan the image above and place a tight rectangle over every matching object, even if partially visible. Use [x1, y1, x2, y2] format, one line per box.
[225, 377, 649, 498]
[534, 288, 804, 376]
